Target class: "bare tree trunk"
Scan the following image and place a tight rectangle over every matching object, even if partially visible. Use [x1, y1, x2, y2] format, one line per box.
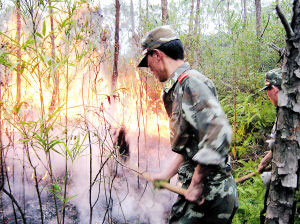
[265, 2, 300, 223]
[255, 0, 261, 37]
[130, 0, 139, 50]
[161, 0, 168, 25]
[112, 0, 120, 90]
[192, 0, 201, 66]
[139, 0, 142, 25]
[188, 0, 195, 34]
[16, 0, 21, 104]
[49, 0, 59, 112]
[146, 0, 149, 20]
[227, 0, 230, 14]
[243, 0, 247, 25]
[194, 0, 200, 35]
[130, 0, 135, 33]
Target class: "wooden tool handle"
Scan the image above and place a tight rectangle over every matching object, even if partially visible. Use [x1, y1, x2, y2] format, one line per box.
[140, 171, 186, 196]
[235, 166, 271, 184]
[138, 167, 262, 192]
[135, 166, 262, 195]
[235, 172, 256, 184]
[159, 181, 187, 195]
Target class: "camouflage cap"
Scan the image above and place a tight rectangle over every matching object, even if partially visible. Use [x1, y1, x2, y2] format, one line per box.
[259, 68, 282, 91]
[138, 25, 179, 67]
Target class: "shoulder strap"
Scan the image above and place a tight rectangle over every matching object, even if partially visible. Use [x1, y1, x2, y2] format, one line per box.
[178, 72, 189, 84]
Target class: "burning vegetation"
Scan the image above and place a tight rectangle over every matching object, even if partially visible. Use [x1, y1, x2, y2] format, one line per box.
[0, 1, 173, 223]
[115, 127, 130, 161]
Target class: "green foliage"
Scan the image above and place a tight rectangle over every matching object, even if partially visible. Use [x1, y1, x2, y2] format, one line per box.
[61, 133, 88, 162]
[0, 52, 12, 68]
[22, 106, 64, 154]
[49, 181, 77, 203]
[221, 92, 276, 158]
[233, 160, 265, 224]
[13, 101, 25, 114]
[172, 0, 283, 159]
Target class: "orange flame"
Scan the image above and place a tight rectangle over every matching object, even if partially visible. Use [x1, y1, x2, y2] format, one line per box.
[42, 171, 48, 180]
[2, 3, 170, 154]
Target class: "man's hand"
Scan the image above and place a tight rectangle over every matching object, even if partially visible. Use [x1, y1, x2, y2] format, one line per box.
[184, 181, 205, 205]
[257, 162, 265, 173]
[257, 151, 272, 173]
[184, 164, 210, 205]
[148, 154, 184, 182]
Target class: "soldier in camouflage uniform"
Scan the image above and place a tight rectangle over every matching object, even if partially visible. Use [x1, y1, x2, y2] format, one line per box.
[257, 69, 300, 223]
[257, 69, 282, 223]
[138, 26, 238, 224]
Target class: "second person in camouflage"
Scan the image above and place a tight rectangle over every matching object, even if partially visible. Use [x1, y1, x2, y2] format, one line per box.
[138, 26, 238, 224]
[257, 68, 282, 223]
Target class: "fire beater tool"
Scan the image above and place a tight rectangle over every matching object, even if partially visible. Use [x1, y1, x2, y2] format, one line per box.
[235, 166, 272, 184]
[126, 164, 266, 196]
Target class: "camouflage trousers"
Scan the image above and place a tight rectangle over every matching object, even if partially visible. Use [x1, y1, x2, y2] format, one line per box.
[168, 175, 238, 224]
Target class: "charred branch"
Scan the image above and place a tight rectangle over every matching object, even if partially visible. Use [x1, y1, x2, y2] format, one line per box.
[5, 165, 17, 223]
[3, 188, 26, 223]
[116, 127, 130, 161]
[276, 5, 295, 38]
[25, 141, 44, 224]
[112, 0, 120, 90]
[87, 126, 94, 224]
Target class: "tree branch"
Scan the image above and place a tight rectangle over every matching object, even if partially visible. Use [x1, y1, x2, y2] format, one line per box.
[269, 42, 281, 53]
[259, 14, 270, 40]
[3, 188, 26, 223]
[276, 5, 295, 38]
[269, 42, 285, 57]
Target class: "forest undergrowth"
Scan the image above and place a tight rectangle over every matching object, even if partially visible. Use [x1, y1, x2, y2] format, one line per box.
[0, 0, 298, 223]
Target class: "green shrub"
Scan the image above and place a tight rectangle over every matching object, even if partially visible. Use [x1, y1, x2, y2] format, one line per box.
[233, 160, 266, 224]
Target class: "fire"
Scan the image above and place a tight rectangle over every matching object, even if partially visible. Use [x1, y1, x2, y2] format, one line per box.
[42, 171, 48, 180]
[1, 2, 171, 175]
[0, 3, 174, 223]
[1, 2, 170, 142]
[30, 171, 48, 181]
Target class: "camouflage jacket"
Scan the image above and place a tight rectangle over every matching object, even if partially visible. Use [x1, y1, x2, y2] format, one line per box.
[163, 63, 233, 186]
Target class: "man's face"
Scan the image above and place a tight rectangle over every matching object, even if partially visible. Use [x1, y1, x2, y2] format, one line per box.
[147, 50, 168, 82]
[266, 85, 278, 107]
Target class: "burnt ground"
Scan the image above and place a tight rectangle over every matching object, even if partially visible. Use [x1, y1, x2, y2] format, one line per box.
[0, 178, 172, 224]
[0, 191, 79, 224]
